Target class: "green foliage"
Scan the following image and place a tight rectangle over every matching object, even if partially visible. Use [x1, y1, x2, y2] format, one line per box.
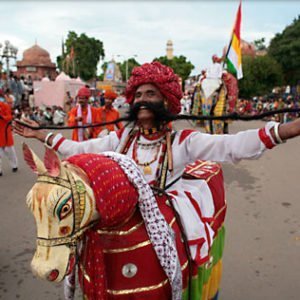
[99, 61, 108, 80]
[56, 55, 64, 72]
[152, 55, 194, 87]
[118, 58, 140, 81]
[254, 38, 266, 51]
[57, 31, 105, 81]
[268, 16, 300, 85]
[98, 59, 140, 82]
[239, 55, 283, 98]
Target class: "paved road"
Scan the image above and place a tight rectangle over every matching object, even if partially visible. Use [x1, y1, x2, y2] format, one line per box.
[0, 120, 299, 299]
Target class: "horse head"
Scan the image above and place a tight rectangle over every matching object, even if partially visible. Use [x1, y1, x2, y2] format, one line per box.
[23, 143, 99, 282]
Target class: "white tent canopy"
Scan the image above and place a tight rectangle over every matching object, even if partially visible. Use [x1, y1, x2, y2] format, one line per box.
[34, 76, 85, 110]
[55, 72, 71, 81]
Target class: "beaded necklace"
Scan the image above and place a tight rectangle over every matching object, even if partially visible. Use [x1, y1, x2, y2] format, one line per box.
[132, 134, 165, 176]
[120, 127, 174, 189]
[139, 126, 161, 136]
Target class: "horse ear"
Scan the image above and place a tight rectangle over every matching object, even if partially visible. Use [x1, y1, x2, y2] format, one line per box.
[22, 143, 47, 174]
[44, 146, 62, 177]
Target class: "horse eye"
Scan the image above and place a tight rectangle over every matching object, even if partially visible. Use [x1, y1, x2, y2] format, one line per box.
[60, 204, 72, 219]
[57, 196, 73, 220]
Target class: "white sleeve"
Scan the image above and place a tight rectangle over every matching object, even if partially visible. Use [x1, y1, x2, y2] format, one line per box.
[51, 131, 120, 159]
[183, 129, 267, 164]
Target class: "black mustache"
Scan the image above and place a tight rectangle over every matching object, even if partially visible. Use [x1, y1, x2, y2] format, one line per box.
[14, 107, 300, 131]
[125, 101, 177, 125]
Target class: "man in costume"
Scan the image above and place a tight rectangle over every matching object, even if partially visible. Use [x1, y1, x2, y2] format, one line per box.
[14, 61, 300, 297]
[206, 55, 224, 81]
[0, 89, 18, 176]
[67, 86, 99, 141]
[201, 55, 225, 100]
[95, 90, 123, 137]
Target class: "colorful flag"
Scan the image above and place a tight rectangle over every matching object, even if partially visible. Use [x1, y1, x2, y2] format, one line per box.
[225, 1, 243, 79]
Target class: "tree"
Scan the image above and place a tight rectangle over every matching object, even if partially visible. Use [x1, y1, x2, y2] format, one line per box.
[57, 31, 105, 81]
[152, 55, 194, 88]
[268, 16, 300, 85]
[254, 38, 266, 51]
[98, 62, 108, 81]
[118, 58, 140, 82]
[239, 55, 283, 98]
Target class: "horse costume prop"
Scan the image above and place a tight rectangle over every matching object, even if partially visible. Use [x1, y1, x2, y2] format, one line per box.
[192, 72, 238, 134]
[23, 144, 226, 300]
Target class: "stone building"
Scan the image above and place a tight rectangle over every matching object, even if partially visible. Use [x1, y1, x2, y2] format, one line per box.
[223, 39, 263, 58]
[16, 44, 57, 80]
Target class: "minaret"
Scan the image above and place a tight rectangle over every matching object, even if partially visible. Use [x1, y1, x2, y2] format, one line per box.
[61, 37, 65, 56]
[166, 40, 174, 60]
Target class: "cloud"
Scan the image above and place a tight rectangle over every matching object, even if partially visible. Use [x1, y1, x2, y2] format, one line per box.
[0, 1, 299, 77]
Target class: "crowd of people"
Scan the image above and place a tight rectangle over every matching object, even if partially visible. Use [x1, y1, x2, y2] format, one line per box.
[0, 72, 33, 109]
[0, 80, 125, 176]
[237, 93, 300, 123]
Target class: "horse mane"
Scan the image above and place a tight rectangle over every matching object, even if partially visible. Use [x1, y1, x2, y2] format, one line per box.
[63, 161, 90, 186]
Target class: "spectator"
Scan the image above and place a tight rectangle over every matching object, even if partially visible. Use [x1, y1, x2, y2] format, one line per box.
[21, 106, 32, 120]
[53, 106, 66, 126]
[100, 92, 105, 106]
[4, 89, 15, 109]
[68, 87, 99, 141]
[0, 89, 18, 176]
[28, 90, 35, 109]
[43, 107, 53, 125]
[95, 90, 123, 137]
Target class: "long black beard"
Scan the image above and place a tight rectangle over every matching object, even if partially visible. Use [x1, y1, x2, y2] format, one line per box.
[125, 101, 176, 127]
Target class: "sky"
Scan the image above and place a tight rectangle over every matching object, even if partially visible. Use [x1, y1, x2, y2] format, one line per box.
[0, 0, 299, 76]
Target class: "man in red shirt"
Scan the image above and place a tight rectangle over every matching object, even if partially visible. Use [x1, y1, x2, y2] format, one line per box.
[0, 89, 18, 176]
[95, 90, 123, 137]
[68, 86, 99, 141]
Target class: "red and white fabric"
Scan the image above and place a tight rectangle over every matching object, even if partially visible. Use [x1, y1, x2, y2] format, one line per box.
[76, 104, 92, 141]
[52, 122, 279, 264]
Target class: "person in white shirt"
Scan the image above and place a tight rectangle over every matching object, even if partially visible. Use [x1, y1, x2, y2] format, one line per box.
[201, 55, 225, 99]
[206, 55, 223, 80]
[53, 106, 66, 126]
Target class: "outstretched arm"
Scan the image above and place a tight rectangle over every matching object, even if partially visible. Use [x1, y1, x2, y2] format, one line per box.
[183, 119, 300, 165]
[13, 118, 121, 158]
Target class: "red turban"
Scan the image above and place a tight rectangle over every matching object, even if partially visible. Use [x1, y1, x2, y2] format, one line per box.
[126, 61, 182, 114]
[104, 90, 118, 100]
[77, 86, 91, 98]
[212, 55, 222, 63]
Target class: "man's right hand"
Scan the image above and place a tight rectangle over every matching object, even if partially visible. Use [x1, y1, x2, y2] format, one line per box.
[13, 118, 46, 141]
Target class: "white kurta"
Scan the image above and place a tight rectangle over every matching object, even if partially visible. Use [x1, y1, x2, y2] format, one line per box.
[51, 123, 276, 263]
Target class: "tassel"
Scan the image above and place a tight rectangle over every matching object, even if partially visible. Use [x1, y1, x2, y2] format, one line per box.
[64, 265, 76, 300]
[166, 130, 173, 176]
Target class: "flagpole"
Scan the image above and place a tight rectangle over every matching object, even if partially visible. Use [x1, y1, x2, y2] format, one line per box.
[223, 35, 234, 68]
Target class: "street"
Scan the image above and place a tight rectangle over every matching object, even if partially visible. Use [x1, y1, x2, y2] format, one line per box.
[0, 119, 299, 300]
